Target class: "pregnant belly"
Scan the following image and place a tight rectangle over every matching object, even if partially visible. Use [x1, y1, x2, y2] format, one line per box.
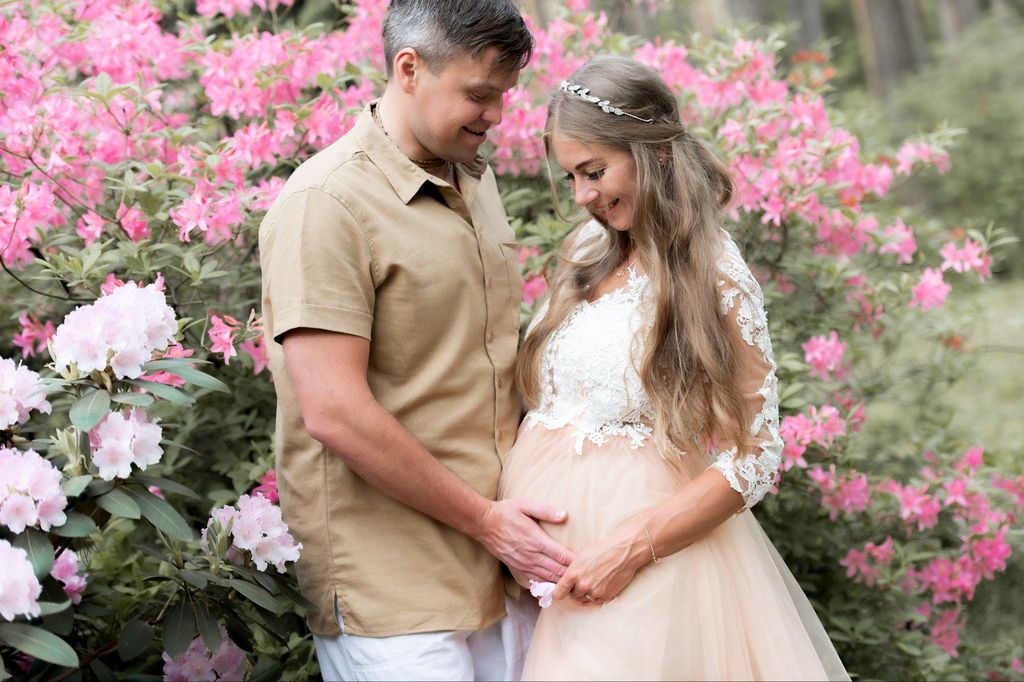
[498, 422, 704, 551]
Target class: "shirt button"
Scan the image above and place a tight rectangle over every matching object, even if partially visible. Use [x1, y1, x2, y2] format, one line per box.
[486, 277, 493, 289]
[487, 331, 494, 343]
[497, 378, 504, 389]
[497, 430, 504, 442]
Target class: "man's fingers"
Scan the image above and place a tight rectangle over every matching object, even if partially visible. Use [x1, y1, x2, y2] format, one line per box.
[520, 499, 568, 525]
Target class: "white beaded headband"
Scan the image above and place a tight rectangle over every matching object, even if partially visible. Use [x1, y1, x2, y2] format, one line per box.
[558, 80, 656, 124]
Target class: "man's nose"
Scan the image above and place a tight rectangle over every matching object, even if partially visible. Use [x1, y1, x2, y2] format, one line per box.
[481, 102, 503, 125]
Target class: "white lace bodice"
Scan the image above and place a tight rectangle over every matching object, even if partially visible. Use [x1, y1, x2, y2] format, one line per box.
[524, 225, 783, 510]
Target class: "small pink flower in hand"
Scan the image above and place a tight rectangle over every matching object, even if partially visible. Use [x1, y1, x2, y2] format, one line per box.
[529, 579, 556, 608]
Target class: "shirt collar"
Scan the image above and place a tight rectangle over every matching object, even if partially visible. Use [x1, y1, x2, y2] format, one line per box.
[356, 100, 488, 205]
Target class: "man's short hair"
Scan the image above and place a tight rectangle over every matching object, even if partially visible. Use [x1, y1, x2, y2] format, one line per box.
[382, 0, 534, 77]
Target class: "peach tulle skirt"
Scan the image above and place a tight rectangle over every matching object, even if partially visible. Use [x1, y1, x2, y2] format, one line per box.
[498, 423, 849, 682]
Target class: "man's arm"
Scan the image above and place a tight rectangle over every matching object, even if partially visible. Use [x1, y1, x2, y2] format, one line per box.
[282, 328, 573, 584]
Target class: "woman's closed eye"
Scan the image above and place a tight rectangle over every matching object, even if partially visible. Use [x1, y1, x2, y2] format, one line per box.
[564, 168, 606, 183]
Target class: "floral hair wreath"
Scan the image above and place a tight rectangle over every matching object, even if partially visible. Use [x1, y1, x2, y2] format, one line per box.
[558, 80, 656, 124]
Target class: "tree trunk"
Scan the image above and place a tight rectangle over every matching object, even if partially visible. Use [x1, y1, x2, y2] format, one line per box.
[937, 0, 986, 43]
[851, 0, 927, 99]
[782, 0, 826, 50]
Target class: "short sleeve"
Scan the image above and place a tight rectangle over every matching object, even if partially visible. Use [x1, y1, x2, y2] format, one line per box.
[707, 236, 783, 510]
[263, 187, 375, 343]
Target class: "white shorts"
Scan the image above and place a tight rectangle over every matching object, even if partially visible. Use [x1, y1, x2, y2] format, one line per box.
[313, 596, 539, 681]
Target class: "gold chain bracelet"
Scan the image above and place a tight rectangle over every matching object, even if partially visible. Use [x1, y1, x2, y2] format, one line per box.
[637, 512, 661, 564]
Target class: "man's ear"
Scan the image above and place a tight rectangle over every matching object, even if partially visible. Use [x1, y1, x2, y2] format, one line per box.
[393, 47, 420, 95]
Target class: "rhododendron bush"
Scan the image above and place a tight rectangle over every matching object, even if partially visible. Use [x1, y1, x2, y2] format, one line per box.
[0, 0, 1020, 679]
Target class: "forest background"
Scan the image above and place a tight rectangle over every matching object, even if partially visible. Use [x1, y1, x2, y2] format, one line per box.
[1, 0, 1023, 680]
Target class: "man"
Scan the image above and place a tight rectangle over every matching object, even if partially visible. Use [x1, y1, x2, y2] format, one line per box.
[258, 1, 572, 679]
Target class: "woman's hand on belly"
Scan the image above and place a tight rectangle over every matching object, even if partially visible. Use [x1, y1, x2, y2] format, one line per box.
[551, 516, 649, 607]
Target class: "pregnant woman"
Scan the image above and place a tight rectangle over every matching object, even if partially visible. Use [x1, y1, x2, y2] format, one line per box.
[499, 56, 848, 681]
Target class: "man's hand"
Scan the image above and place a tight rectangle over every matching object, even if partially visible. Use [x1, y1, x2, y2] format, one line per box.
[475, 499, 574, 584]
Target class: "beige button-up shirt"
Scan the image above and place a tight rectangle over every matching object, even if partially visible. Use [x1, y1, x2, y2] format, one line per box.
[259, 102, 522, 636]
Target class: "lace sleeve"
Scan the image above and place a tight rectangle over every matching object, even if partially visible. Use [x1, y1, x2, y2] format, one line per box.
[708, 239, 783, 510]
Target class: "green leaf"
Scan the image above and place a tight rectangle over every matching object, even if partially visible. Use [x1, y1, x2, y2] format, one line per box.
[36, 600, 72, 617]
[118, 619, 154, 662]
[228, 579, 282, 614]
[93, 71, 113, 96]
[110, 392, 155, 407]
[250, 657, 284, 682]
[95, 488, 141, 519]
[51, 511, 98, 538]
[125, 379, 194, 407]
[132, 474, 201, 500]
[125, 487, 194, 541]
[194, 602, 221, 655]
[69, 388, 111, 431]
[142, 358, 212, 371]
[13, 528, 54, 580]
[156, 365, 230, 393]
[61, 475, 92, 498]
[85, 478, 115, 497]
[179, 570, 209, 590]
[89, 658, 117, 682]
[162, 602, 196, 659]
[0, 623, 79, 668]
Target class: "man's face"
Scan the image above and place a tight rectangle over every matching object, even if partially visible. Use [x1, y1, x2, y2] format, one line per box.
[408, 47, 519, 164]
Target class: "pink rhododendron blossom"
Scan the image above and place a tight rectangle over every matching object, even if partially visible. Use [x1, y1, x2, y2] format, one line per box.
[930, 608, 963, 657]
[522, 275, 549, 305]
[955, 446, 984, 476]
[117, 202, 150, 243]
[866, 536, 894, 565]
[529, 579, 556, 608]
[143, 344, 195, 388]
[878, 218, 916, 264]
[0, 540, 41, 618]
[839, 547, 879, 586]
[886, 482, 941, 531]
[0, 539, 42, 621]
[909, 268, 950, 311]
[895, 141, 950, 175]
[0, 358, 52, 430]
[202, 494, 301, 573]
[91, 409, 164, 481]
[50, 549, 88, 604]
[801, 331, 846, 381]
[208, 315, 241, 364]
[939, 239, 993, 282]
[11, 313, 55, 359]
[162, 626, 246, 681]
[252, 468, 278, 503]
[239, 337, 269, 375]
[807, 465, 869, 519]
[76, 211, 105, 246]
[51, 282, 177, 379]
[0, 447, 67, 533]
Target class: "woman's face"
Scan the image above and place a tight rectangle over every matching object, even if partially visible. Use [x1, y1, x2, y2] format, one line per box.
[550, 134, 637, 232]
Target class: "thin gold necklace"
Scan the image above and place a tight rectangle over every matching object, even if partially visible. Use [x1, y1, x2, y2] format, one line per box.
[614, 250, 638, 279]
[372, 103, 451, 172]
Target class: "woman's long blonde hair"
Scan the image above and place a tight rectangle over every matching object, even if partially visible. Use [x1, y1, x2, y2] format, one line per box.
[516, 56, 750, 459]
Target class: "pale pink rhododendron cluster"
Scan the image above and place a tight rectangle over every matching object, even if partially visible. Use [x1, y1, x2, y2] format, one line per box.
[202, 494, 302, 573]
[50, 549, 88, 605]
[161, 626, 246, 681]
[0, 446, 67, 533]
[0, 539, 42, 621]
[51, 282, 177, 380]
[801, 331, 847, 381]
[90, 409, 164, 481]
[0, 357, 51, 430]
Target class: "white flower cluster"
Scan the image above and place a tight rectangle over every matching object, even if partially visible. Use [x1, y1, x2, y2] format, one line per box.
[92, 409, 163, 481]
[51, 282, 177, 379]
[202, 494, 302, 573]
[0, 357, 51, 431]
